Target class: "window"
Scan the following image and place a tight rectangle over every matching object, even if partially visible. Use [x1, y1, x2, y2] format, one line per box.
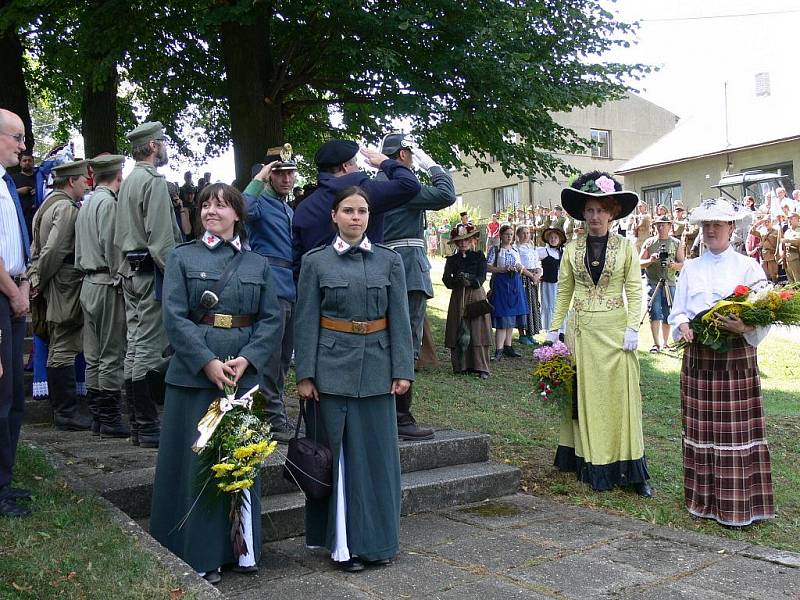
[493, 184, 519, 213]
[642, 183, 682, 213]
[741, 161, 795, 203]
[590, 129, 611, 159]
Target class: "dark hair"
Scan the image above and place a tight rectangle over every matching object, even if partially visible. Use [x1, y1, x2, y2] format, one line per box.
[332, 185, 370, 211]
[94, 171, 119, 185]
[195, 182, 248, 241]
[584, 196, 621, 219]
[20, 150, 33, 159]
[515, 224, 530, 238]
[499, 224, 514, 237]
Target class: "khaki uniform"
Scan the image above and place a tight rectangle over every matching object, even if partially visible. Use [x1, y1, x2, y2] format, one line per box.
[114, 162, 182, 380]
[783, 225, 800, 283]
[75, 186, 125, 390]
[633, 213, 652, 253]
[673, 219, 688, 238]
[760, 228, 780, 281]
[683, 224, 700, 259]
[27, 190, 82, 367]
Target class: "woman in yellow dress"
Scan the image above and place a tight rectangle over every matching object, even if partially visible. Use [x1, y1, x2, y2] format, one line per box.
[546, 171, 652, 497]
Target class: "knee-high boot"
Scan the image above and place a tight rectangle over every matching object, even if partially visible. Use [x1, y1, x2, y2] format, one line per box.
[85, 388, 102, 435]
[47, 366, 92, 431]
[132, 379, 160, 448]
[396, 383, 434, 441]
[125, 379, 138, 446]
[98, 390, 131, 438]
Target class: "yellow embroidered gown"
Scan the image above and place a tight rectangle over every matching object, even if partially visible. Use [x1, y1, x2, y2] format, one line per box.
[550, 233, 650, 490]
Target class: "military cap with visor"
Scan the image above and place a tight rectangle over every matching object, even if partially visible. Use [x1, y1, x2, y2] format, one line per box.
[380, 132, 415, 156]
[89, 154, 125, 176]
[126, 121, 167, 147]
[264, 143, 297, 171]
[314, 139, 359, 169]
[52, 159, 89, 178]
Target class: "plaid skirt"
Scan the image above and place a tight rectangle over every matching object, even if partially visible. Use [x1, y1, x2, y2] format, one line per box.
[517, 277, 542, 335]
[681, 338, 775, 526]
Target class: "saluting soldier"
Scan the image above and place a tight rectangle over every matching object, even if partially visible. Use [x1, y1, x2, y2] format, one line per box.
[378, 133, 456, 440]
[114, 121, 183, 448]
[27, 160, 91, 431]
[75, 154, 129, 438]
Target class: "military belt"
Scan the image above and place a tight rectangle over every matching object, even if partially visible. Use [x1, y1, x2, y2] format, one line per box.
[384, 238, 426, 250]
[201, 313, 255, 328]
[266, 256, 293, 269]
[320, 316, 387, 335]
[84, 267, 110, 275]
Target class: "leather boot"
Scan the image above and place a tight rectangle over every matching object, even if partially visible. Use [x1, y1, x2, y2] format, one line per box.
[125, 379, 139, 446]
[503, 345, 522, 358]
[132, 379, 160, 448]
[98, 390, 131, 438]
[85, 389, 102, 435]
[396, 384, 434, 441]
[47, 366, 92, 431]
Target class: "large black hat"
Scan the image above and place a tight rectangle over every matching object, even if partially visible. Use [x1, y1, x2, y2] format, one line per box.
[264, 143, 297, 171]
[560, 171, 638, 221]
[315, 139, 359, 169]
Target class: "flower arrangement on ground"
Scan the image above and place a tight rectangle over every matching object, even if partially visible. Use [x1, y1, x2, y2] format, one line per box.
[675, 281, 800, 352]
[191, 380, 276, 556]
[532, 341, 576, 408]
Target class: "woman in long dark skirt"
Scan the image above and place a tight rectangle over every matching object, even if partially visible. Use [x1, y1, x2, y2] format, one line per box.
[149, 184, 282, 585]
[514, 225, 542, 344]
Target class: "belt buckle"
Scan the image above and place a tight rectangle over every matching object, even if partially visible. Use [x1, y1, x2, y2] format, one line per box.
[213, 314, 233, 328]
[351, 321, 368, 334]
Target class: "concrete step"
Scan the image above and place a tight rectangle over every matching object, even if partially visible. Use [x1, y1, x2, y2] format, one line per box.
[138, 461, 521, 542]
[85, 430, 493, 519]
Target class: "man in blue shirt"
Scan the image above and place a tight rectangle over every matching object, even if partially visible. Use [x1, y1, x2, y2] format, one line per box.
[291, 139, 421, 276]
[244, 146, 297, 441]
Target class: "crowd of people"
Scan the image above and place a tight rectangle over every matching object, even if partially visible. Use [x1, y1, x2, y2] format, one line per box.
[0, 105, 785, 581]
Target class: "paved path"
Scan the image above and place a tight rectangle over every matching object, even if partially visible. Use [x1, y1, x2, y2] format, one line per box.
[214, 493, 800, 600]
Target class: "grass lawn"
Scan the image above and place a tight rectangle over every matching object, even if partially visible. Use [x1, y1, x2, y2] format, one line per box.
[415, 257, 800, 552]
[0, 444, 198, 600]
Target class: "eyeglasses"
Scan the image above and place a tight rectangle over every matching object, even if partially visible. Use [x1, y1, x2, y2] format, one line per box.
[0, 132, 26, 144]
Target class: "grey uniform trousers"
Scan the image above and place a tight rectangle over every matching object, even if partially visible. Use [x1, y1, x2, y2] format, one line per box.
[407, 290, 427, 359]
[261, 298, 293, 428]
[121, 272, 168, 381]
[80, 280, 125, 391]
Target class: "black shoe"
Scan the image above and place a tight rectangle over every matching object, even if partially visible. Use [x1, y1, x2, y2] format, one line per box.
[503, 345, 522, 358]
[635, 481, 654, 498]
[54, 415, 92, 431]
[491, 349, 503, 361]
[91, 420, 101, 435]
[364, 558, 391, 566]
[477, 371, 490, 380]
[339, 557, 364, 573]
[202, 570, 221, 585]
[232, 564, 259, 574]
[2, 487, 32, 500]
[98, 391, 131, 438]
[0, 496, 32, 518]
[397, 420, 434, 441]
[138, 435, 160, 449]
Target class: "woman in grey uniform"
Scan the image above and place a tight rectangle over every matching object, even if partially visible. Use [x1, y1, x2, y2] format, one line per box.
[149, 183, 282, 585]
[294, 185, 414, 572]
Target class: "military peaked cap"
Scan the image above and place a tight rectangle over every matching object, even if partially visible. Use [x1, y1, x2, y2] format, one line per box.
[52, 159, 89, 178]
[126, 121, 166, 147]
[380, 133, 414, 156]
[315, 139, 359, 169]
[264, 143, 297, 171]
[89, 154, 125, 175]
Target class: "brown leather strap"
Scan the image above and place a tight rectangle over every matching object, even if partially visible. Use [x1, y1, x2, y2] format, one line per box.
[201, 313, 254, 328]
[320, 316, 387, 335]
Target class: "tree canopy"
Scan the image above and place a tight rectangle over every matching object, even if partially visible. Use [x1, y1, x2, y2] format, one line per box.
[2, 0, 648, 184]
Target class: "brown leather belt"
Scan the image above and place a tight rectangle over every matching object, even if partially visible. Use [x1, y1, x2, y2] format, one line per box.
[320, 316, 387, 335]
[201, 313, 254, 328]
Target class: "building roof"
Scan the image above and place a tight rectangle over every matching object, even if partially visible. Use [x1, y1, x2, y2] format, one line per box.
[617, 75, 800, 174]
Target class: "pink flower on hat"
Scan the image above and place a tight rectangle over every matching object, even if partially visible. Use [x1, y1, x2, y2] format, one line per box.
[595, 175, 616, 193]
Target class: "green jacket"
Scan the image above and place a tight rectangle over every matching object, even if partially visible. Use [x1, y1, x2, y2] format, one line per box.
[75, 186, 124, 286]
[114, 161, 182, 274]
[27, 190, 83, 323]
[294, 238, 414, 397]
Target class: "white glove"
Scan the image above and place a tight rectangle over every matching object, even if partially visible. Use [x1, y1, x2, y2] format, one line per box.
[622, 327, 639, 352]
[411, 147, 438, 172]
[546, 330, 560, 344]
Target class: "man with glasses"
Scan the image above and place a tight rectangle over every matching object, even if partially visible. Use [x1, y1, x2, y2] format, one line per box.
[0, 109, 33, 517]
[28, 160, 92, 432]
[114, 121, 183, 448]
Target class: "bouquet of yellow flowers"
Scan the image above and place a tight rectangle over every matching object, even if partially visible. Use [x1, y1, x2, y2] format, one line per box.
[191, 381, 276, 557]
[676, 282, 800, 352]
[533, 341, 576, 409]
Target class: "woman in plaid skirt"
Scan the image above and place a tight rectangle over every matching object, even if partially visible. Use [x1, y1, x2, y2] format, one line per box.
[669, 198, 775, 527]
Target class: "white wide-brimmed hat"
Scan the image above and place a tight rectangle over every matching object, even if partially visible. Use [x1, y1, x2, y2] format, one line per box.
[688, 198, 750, 224]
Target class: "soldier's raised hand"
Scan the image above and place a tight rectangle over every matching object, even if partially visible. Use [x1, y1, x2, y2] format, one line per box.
[360, 147, 389, 168]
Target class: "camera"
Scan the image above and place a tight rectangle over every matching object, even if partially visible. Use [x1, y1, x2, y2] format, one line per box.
[658, 244, 670, 268]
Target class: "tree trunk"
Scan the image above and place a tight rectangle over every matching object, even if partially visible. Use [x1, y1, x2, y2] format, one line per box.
[81, 66, 119, 156]
[219, 11, 284, 189]
[0, 24, 34, 153]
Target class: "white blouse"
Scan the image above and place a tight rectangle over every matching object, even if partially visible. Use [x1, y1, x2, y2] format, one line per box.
[487, 245, 521, 270]
[668, 246, 769, 346]
[536, 246, 561, 261]
[516, 243, 542, 271]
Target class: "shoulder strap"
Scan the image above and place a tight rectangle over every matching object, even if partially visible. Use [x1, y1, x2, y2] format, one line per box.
[190, 250, 246, 323]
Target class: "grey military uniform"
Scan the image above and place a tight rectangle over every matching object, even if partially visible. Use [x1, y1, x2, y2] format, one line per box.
[27, 190, 82, 367]
[114, 161, 183, 380]
[294, 237, 413, 561]
[75, 186, 125, 391]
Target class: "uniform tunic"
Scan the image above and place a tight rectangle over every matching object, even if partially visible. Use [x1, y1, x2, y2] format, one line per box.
[27, 190, 83, 367]
[114, 161, 183, 380]
[294, 236, 414, 562]
[75, 186, 125, 391]
[149, 237, 282, 572]
[551, 233, 650, 490]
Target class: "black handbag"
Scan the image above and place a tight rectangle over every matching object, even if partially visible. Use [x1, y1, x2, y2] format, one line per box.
[283, 400, 333, 500]
[464, 298, 493, 318]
